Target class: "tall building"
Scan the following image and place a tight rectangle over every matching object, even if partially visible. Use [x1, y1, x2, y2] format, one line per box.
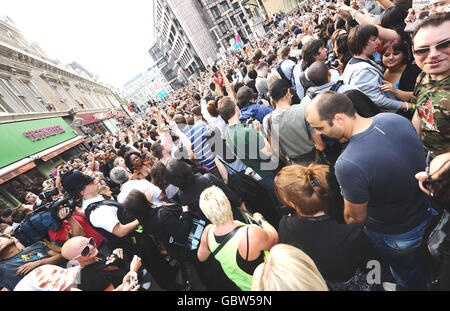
[150, 0, 208, 90]
[120, 65, 173, 110]
[149, 0, 267, 90]
[0, 16, 129, 208]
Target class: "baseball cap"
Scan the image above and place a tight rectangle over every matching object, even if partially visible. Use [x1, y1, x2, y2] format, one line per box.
[14, 264, 81, 291]
[60, 170, 95, 197]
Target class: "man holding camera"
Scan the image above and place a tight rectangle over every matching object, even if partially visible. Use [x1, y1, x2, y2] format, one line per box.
[60, 170, 178, 290]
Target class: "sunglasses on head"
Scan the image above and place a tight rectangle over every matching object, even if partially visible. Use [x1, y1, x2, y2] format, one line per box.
[72, 237, 96, 260]
[413, 38, 450, 56]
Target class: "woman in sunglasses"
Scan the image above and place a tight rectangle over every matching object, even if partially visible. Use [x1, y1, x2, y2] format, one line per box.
[61, 236, 143, 291]
[415, 152, 450, 290]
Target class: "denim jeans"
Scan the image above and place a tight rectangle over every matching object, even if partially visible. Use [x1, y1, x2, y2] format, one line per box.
[364, 211, 434, 290]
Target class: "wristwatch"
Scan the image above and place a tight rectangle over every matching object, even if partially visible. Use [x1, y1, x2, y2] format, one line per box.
[257, 218, 266, 226]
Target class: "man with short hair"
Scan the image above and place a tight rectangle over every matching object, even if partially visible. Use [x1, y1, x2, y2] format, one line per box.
[301, 61, 357, 105]
[305, 91, 435, 290]
[342, 24, 409, 112]
[262, 79, 325, 165]
[61, 236, 152, 291]
[255, 62, 270, 98]
[183, 105, 218, 175]
[410, 13, 450, 155]
[23, 192, 43, 209]
[237, 86, 273, 123]
[218, 97, 278, 190]
[276, 45, 296, 84]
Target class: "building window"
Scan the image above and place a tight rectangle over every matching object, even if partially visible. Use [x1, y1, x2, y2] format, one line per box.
[0, 78, 36, 112]
[219, 21, 228, 34]
[211, 6, 221, 19]
[230, 16, 237, 26]
[19, 80, 47, 109]
[220, 1, 230, 11]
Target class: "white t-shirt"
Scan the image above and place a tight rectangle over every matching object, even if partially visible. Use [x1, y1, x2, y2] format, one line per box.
[82, 195, 118, 234]
[117, 179, 162, 205]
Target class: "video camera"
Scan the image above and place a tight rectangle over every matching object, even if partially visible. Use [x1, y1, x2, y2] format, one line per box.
[38, 188, 60, 201]
[326, 53, 339, 69]
[13, 194, 78, 246]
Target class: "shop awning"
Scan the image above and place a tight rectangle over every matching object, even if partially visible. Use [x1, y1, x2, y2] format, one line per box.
[41, 136, 85, 161]
[0, 160, 36, 184]
[77, 111, 114, 125]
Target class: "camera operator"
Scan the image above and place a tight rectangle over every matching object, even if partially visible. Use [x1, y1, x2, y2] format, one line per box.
[10, 197, 83, 249]
[60, 170, 178, 290]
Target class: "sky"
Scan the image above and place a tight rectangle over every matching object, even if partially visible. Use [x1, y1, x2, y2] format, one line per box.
[3, 0, 156, 88]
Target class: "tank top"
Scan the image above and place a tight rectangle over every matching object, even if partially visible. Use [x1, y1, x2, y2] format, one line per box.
[207, 221, 254, 291]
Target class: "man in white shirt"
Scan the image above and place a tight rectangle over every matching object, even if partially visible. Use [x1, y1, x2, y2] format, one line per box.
[110, 167, 163, 205]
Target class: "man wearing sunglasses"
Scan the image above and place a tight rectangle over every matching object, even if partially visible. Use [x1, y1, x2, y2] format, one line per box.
[411, 13, 450, 156]
[61, 236, 146, 291]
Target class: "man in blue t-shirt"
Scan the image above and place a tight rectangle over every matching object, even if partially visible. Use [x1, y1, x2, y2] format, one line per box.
[305, 91, 434, 291]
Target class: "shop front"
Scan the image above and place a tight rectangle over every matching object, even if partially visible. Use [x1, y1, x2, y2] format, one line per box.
[0, 117, 86, 209]
[76, 110, 124, 137]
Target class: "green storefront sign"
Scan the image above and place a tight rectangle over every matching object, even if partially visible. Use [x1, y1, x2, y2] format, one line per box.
[0, 117, 78, 169]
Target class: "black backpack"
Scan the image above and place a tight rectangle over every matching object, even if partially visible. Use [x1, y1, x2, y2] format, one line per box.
[299, 71, 317, 97]
[307, 80, 345, 100]
[217, 158, 281, 228]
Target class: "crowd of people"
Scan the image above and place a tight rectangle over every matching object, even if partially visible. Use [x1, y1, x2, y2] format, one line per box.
[0, 0, 449, 291]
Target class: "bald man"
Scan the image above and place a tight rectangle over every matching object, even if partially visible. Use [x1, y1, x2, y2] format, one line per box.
[61, 236, 141, 291]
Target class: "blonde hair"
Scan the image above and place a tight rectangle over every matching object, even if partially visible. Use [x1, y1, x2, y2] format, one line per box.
[199, 186, 233, 225]
[267, 71, 282, 89]
[252, 244, 328, 291]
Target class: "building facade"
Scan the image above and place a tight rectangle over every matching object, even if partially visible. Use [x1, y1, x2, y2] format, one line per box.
[149, 0, 268, 90]
[0, 16, 129, 209]
[120, 64, 173, 110]
[150, 0, 208, 90]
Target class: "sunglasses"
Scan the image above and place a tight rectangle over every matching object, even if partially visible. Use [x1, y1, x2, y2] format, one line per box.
[413, 38, 450, 56]
[72, 237, 96, 260]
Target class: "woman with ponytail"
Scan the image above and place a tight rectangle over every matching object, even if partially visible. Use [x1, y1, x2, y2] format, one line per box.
[274, 164, 377, 291]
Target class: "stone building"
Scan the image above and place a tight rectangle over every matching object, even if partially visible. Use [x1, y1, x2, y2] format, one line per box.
[0, 16, 129, 208]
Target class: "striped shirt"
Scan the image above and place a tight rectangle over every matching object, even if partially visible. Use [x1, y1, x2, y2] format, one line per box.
[183, 122, 216, 171]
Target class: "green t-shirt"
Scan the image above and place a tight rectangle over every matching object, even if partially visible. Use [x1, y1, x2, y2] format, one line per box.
[225, 123, 275, 178]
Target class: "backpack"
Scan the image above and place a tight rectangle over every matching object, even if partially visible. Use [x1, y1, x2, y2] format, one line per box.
[276, 60, 302, 105]
[217, 158, 281, 228]
[299, 71, 316, 97]
[307, 80, 345, 100]
[13, 210, 62, 247]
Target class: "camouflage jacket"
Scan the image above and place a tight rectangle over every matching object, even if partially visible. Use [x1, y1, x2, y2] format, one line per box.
[411, 72, 450, 155]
